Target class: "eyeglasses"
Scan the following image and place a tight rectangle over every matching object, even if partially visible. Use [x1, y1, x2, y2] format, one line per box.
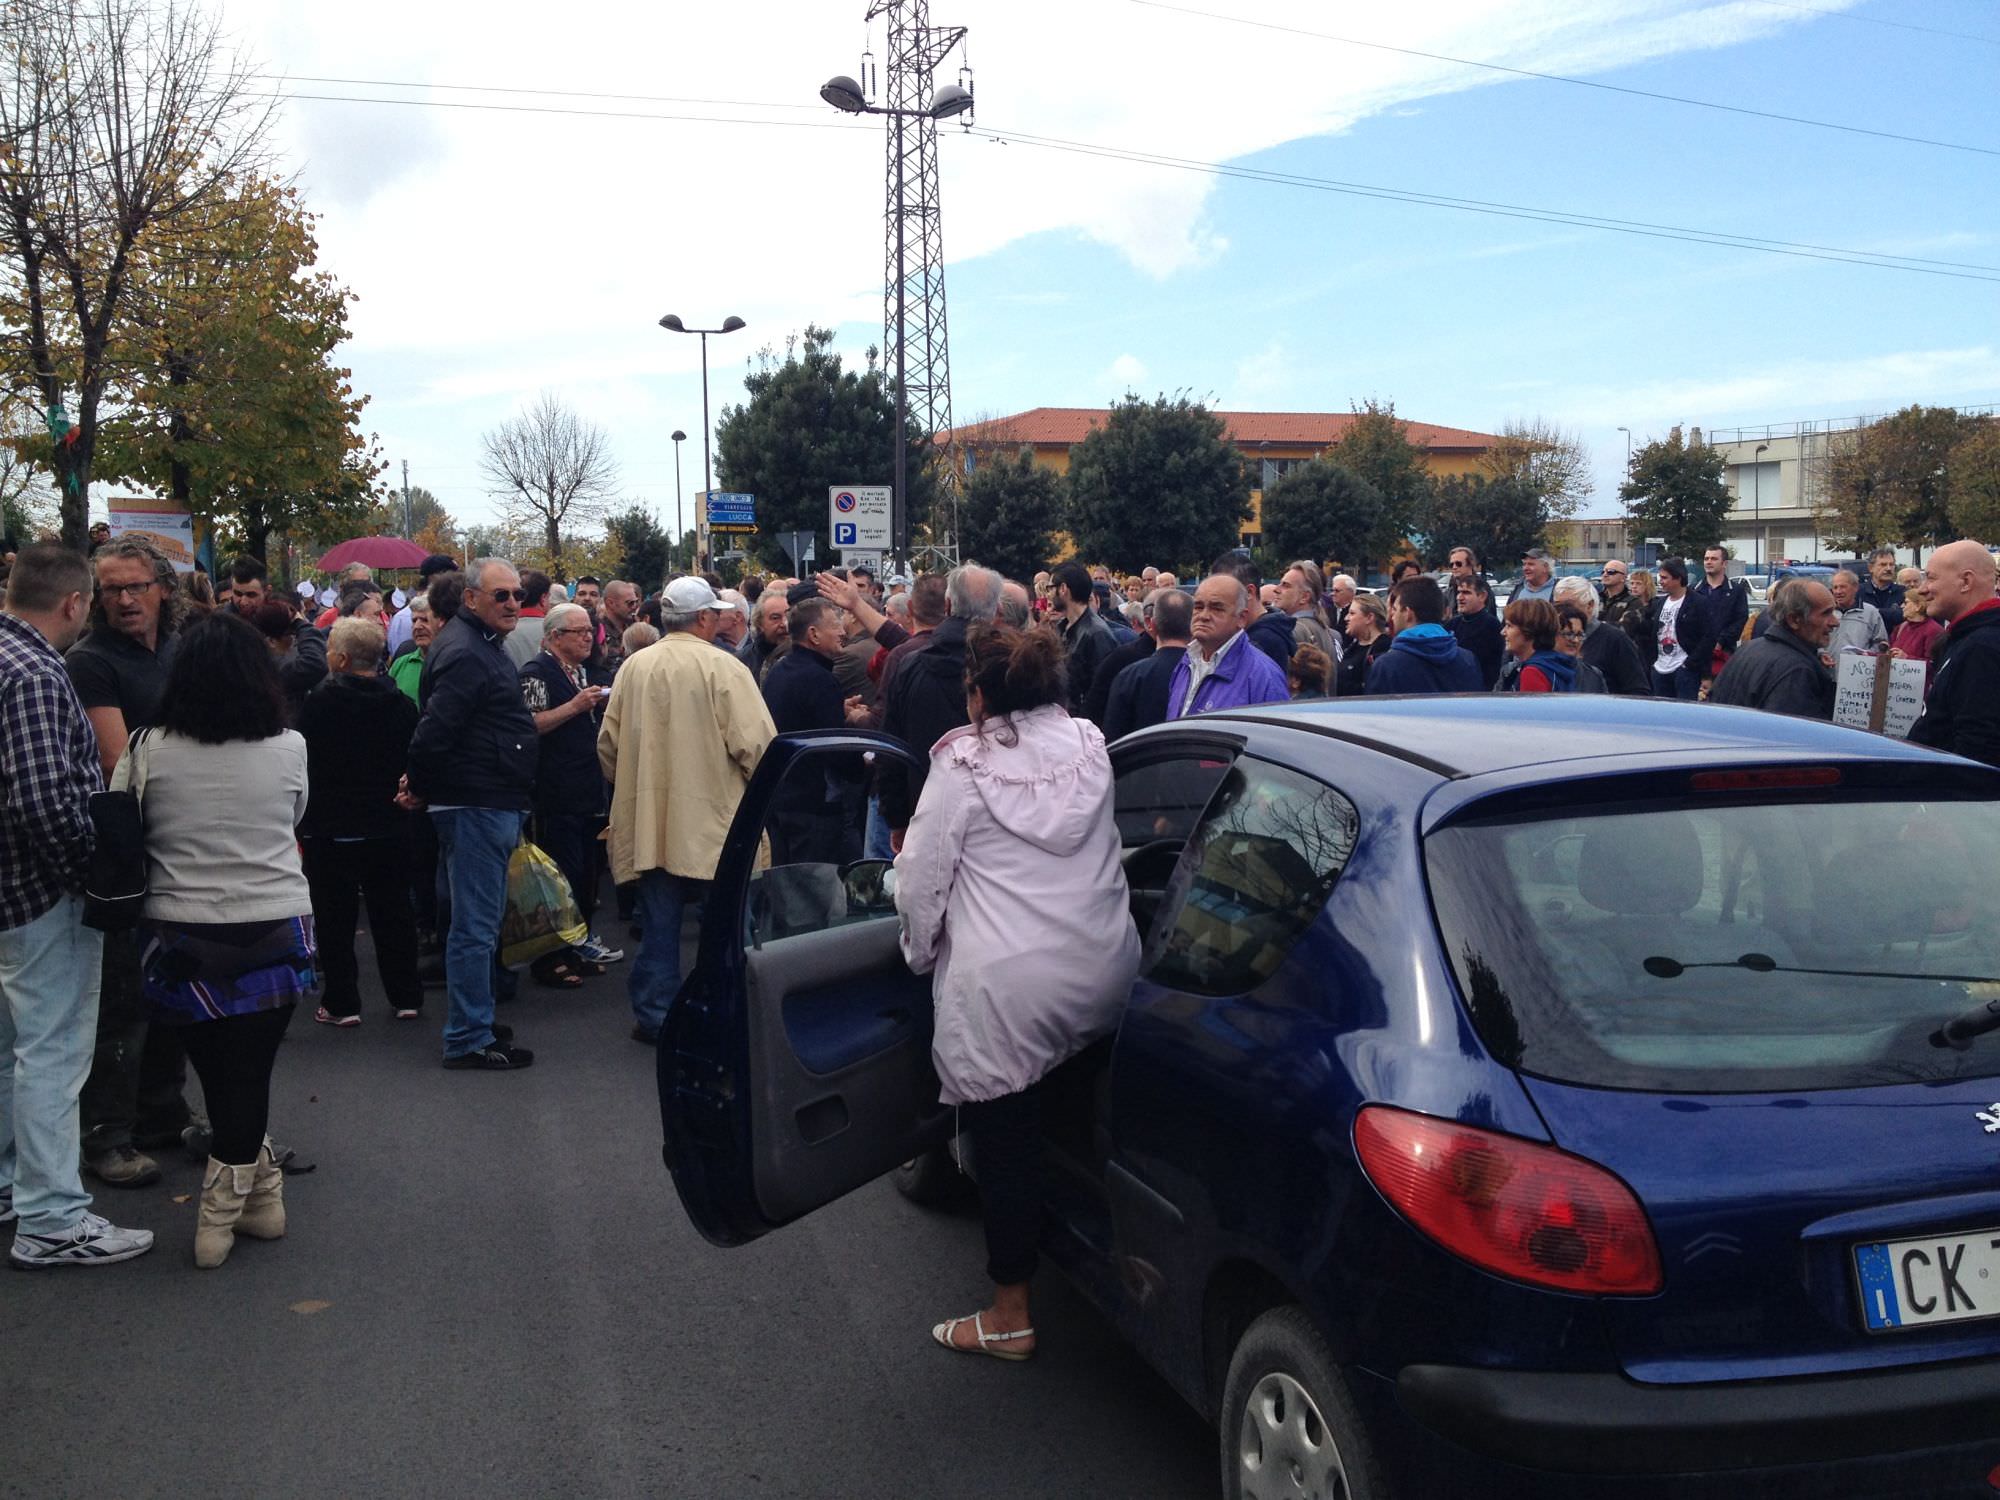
[477, 588, 525, 603]
[99, 580, 157, 600]
[548, 625, 592, 636]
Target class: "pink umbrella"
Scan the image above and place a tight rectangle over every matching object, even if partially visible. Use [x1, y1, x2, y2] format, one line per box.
[316, 536, 436, 571]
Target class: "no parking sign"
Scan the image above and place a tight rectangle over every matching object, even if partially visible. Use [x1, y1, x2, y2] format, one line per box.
[829, 485, 892, 550]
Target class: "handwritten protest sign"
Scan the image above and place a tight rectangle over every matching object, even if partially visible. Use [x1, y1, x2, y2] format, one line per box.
[1832, 651, 1927, 738]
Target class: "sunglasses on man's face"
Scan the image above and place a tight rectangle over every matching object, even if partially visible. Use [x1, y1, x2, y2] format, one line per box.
[479, 588, 525, 603]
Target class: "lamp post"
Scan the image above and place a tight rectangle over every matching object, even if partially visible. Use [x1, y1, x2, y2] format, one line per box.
[670, 428, 687, 574]
[1753, 442, 1769, 571]
[657, 313, 746, 568]
[819, 73, 974, 569]
[1616, 426, 1632, 557]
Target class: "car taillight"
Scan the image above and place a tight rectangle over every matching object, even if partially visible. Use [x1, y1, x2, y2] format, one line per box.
[1354, 1106, 1663, 1296]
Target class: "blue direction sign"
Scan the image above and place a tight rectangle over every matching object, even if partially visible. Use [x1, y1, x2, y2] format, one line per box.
[704, 491, 757, 532]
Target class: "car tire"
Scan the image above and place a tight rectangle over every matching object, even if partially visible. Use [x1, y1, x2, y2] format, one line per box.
[1220, 1305, 1389, 1500]
[892, 1143, 967, 1208]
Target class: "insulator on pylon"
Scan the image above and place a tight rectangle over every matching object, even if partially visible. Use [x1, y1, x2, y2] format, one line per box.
[862, 46, 876, 101]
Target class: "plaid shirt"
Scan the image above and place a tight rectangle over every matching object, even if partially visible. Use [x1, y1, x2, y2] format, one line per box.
[0, 612, 102, 930]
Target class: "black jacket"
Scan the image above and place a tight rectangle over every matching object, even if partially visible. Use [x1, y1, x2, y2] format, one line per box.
[763, 645, 848, 735]
[1103, 644, 1187, 741]
[1333, 635, 1389, 698]
[519, 654, 604, 817]
[1658, 589, 1719, 679]
[1057, 606, 1117, 715]
[1693, 576, 1750, 664]
[1623, 595, 1662, 666]
[761, 646, 860, 864]
[1580, 620, 1652, 696]
[1856, 577, 1906, 633]
[279, 619, 327, 724]
[1245, 609, 1296, 672]
[879, 615, 973, 828]
[298, 671, 420, 840]
[1909, 604, 2000, 768]
[408, 608, 539, 810]
[1083, 633, 1154, 727]
[1446, 609, 1504, 690]
[1707, 622, 1834, 720]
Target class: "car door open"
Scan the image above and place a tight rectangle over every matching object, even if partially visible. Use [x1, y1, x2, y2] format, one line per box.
[660, 730, 953, 1247]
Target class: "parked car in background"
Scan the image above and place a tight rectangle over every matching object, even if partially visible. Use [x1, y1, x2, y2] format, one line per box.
[656, 699, 2000, 1499]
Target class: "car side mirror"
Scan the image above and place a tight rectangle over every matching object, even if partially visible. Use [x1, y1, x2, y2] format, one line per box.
[841, 859, 898, 913]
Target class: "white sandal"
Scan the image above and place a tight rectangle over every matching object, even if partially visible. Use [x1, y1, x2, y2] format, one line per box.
[931, 1310, 1036, 1362]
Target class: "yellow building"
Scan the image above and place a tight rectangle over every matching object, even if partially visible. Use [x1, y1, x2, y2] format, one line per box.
[947, 407, 1501, 547]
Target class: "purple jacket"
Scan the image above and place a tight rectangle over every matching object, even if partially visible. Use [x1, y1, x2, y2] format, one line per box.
[1166, 632, 1291, 719]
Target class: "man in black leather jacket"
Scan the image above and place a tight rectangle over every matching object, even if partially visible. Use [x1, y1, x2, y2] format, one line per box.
[408, 559, 541, 1071]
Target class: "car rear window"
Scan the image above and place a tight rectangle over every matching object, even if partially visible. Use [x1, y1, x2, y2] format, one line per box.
[1425, 797, 2000, 1092]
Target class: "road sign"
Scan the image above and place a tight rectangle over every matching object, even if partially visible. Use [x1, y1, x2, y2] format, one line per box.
[829, 485, 892, 551]
[840, 549, 885, 574]
[704, 491, 757, 533]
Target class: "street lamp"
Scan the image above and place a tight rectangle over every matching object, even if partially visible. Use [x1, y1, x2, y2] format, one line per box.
[1616, 427, 1632, 556]
[1753, 442, 1769, 571]
[658, 312, 747, 568]
[819, 73, 977, 567]
[670, 428, 687, 574]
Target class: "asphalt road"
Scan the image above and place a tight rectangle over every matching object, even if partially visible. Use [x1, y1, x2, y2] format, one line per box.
[2, 935, 1213, 1499]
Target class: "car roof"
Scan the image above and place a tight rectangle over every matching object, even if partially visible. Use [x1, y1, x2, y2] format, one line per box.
[1211, 695, 1954, 780]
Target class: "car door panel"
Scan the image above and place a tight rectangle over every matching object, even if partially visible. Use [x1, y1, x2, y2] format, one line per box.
[661, 730, 948, 1247]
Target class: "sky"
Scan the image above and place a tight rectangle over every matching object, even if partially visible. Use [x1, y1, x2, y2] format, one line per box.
[225, 0, 2000, 539]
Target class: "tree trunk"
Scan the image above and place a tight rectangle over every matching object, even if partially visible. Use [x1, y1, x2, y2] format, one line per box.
[546, 513, 562, 576]
[246, 498, 268, 562]
[55, 436, 90, 551]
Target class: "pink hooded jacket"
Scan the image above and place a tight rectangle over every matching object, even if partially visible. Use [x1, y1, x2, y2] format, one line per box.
[895, 703, 1141, 1106]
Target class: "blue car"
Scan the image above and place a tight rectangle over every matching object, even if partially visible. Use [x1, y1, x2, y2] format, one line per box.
[658, 696, 2000, 1497]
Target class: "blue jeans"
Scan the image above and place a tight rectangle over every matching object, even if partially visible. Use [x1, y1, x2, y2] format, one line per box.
[1654, 665, 1702, 700]
[0, 895, 104, 1233]
[630, 871, 706, 1037]
[432, 808, 525, 1059]
[863, 793, 895, 863]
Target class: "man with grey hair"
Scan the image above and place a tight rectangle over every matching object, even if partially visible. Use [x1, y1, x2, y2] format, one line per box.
[1168, 574, 1289, 719]
[877, 565, 1003, 844]
[1709, 578, 1839, 719]
[1554, 575, 1651, 695]
[713, 589, 749, 653]
[1327, 573, 1358, 658]
[1857, 545, 1905, 633]
[999, 579, 1032, 628]
[407, 558, 540, 1069]
[521, 600, 619, 974]
[1105, 588, 1193, 739]
[600, 577, 775, 1045]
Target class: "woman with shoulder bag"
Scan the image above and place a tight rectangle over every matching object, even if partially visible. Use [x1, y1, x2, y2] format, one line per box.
[120, 611, 317, 1268]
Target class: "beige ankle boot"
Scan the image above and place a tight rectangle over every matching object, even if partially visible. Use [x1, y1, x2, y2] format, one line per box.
[235, 1137, 286, 1242]
[194, 1157, 257, 1268]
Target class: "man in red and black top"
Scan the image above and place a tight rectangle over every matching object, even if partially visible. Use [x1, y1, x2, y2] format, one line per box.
[1909, 541, 2000, 768]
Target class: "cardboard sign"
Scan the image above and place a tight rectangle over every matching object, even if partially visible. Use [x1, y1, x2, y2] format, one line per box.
[1832, 651, 1927, 739]
[107, 496, 196, 573]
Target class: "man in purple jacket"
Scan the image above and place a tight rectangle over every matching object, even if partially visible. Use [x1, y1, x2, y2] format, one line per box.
[1168, 575, 1290, 719]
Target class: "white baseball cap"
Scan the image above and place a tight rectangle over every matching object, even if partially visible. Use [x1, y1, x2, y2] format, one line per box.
[662, 576, 720, 612]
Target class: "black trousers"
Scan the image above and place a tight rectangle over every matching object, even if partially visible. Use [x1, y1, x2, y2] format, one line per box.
[302, 835, 423, 1016]
[534, 811, 601, 928]
[80, 929, 191, 1154]
[178, 1005, 295, 1165]
[964, 1084, 1044, 1286]
[410, 811, 441, 936]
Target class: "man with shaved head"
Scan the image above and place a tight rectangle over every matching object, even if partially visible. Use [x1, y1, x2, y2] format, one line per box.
[1909, 540, 2000, 766]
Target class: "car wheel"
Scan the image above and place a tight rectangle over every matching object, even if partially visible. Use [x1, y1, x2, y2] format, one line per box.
[1220, 1306, 1388, 1500]
[892, 1143, 966, 1208]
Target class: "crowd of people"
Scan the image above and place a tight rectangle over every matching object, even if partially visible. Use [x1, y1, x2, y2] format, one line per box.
[4, 523, 1999, 1284]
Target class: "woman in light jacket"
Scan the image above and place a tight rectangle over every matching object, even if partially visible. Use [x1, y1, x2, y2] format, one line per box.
[896, 623, 1141, 1361]
[122, 611, 317, 1267]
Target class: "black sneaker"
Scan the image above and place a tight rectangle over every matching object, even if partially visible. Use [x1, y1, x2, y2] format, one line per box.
[491, 1022, 514, 1043]
[442, 1042, 534, 1071]
[631, 1025, 660, 1046]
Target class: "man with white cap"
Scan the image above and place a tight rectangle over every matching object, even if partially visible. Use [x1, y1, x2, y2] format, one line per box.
[598, 577, 777, 1045]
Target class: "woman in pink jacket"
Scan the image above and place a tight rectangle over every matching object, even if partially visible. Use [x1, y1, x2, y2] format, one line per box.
[896, 623, 1141, 1362]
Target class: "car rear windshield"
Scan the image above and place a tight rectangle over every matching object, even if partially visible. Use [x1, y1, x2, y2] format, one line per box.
[1425, 797, 2000, 1093]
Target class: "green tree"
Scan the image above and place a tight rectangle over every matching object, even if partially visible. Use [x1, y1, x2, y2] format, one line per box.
[1418, 474, 1549, 568]
[1860, 405, 1971, 551]
[1066, 394, 1250, 571]
[958, 447, 1064, 581]
[0, 0, 276, 547]
[1619, 427, 1731, 558]
[1330, 400, 1432, 559]
[1946, 418, 2000, 542]
[1256, 460, 1384, 574]
[714, 325, 936, 574]
[606, 504, 674, 590]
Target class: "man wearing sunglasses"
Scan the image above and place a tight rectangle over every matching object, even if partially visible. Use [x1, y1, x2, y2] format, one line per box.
[406, 559, 541, 1070]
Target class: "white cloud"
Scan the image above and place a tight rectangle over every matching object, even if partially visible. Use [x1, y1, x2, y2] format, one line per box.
[1104, 353, 1149, 389]
[1563, 346, 2000, 430]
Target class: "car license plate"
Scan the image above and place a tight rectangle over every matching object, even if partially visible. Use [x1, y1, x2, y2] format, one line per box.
[1855, 1228, 2000, 1332]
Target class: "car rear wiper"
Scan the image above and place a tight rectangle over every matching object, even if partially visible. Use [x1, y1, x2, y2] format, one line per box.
[1642, 954, 2000, 1050]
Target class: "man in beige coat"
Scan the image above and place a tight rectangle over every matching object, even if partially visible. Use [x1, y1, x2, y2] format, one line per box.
[598, 577, 776, 1045]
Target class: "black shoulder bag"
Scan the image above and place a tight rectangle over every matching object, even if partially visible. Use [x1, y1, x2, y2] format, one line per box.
[82, 726, 153, 932]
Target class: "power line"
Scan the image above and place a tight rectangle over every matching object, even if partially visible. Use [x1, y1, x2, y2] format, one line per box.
[1745, 0, 2000, 47]
[259, 74, 827, 113]
[246, 90, 868, 132]
[965, 125, 2000, 282]
[1122, 0, 2000, 160]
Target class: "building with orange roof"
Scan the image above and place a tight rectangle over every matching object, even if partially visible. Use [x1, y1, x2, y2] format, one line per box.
[945, 406, 1501, 546]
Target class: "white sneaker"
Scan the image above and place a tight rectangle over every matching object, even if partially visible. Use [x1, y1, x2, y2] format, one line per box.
[10, 1211, 155, 1269]
[576, 934, 625, 964]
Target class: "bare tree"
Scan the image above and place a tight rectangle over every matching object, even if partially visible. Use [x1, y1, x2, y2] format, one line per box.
[479, 392, 620, 573]
[0, 0, 278, 547]
[1479, 416, 1593, 521]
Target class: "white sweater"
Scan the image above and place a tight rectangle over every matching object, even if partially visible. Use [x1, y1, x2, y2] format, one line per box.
[125, 730, 312, 925]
